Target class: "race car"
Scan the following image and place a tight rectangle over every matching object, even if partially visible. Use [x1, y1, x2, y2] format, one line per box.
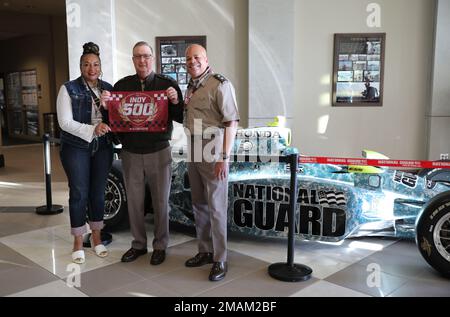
[103, 126, 450, 277]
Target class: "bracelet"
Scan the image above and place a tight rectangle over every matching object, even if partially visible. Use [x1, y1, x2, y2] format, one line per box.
[221, 153, 230, 160]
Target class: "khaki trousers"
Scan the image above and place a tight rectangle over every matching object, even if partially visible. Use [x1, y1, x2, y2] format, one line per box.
[187, 137, 228, 262]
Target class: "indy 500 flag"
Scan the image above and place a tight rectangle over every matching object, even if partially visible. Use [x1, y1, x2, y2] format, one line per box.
[107, 91, 168, 132]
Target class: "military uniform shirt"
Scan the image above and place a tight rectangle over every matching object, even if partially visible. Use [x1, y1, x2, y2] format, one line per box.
[184, 71, 240, 136]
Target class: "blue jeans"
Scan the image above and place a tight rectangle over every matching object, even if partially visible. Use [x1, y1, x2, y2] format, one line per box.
[60, 136, 113, 235]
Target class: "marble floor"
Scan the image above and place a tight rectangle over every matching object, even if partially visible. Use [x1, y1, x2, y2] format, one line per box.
[0, 144, 449, 297]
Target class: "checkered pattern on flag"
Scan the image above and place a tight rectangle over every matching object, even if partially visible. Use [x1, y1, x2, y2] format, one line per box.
[318, 190, 347, 206]
[107, 90, 168, 133]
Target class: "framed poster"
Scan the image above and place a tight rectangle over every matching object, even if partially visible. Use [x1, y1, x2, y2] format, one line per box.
[5, 69, 39, 138]
[332, 33, 386, 107]
[156, 36, 207, 94]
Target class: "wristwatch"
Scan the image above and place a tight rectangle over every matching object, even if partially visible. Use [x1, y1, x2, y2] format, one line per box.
[221, 153, 230, 160]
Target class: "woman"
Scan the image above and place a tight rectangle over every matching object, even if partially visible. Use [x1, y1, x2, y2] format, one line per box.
[57, 42, 114, 264]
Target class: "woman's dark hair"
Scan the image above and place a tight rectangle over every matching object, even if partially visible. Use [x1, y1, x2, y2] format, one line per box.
[83, 42, 100, 55]
[80, 42, 101, 65]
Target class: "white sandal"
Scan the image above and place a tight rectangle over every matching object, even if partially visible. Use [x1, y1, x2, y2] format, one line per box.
[72, 250, 85, 264]
[93, 244, 108, 258]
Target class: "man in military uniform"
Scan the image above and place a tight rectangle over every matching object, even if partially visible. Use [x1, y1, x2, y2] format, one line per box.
[183, 44, 240, 281]
[103, 41, 184, 265]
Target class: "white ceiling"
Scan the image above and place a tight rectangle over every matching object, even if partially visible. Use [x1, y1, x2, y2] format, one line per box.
[0, 0, 65, 16]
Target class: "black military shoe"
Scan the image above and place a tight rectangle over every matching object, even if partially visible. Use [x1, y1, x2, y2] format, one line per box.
[185, 252, 214, 267]
[121, 248, 148, 263]
[209, 261, 227, 281]
[150, 249, 166, 265]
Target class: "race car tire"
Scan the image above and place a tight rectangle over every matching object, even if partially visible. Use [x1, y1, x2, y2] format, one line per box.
[416, 191, 450, 277]
[104, 162, 128, 230]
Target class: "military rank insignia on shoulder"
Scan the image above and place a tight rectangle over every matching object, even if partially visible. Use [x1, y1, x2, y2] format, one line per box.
[213, 74, 228, 83]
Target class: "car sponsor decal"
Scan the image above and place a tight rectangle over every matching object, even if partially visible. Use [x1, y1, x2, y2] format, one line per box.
[426, 179, 437, 190]
[423, 169, 445, 190]
[393, 171, 417, 188]
[231, 184, 347, 237]
[318, 190, 347, 206]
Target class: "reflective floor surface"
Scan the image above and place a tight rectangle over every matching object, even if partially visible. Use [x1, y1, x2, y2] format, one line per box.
[0, 144, 448, 297]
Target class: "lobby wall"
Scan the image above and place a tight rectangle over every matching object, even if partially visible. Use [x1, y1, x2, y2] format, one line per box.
[65, 0, 436, 160]
[0, 12, 68, 138]
[292, 0, 435, 159]
[114, 0, 249, 127]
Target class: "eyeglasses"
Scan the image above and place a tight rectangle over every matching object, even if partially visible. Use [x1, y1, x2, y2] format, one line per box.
[133, 54, 153, 60]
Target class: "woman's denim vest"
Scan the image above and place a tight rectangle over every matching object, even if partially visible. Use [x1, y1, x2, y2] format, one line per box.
[61, 77, 113, 149]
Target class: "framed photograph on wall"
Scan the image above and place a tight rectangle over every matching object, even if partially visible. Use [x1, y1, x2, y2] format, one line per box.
[332, 33, 386, 107]
[5, 69, 40, 139]
[156, 36, 207, 94]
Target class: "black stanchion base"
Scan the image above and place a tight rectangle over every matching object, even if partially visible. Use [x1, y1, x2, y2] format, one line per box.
[268, 262, 313, 282]
[36, 205, 64, 215]
[83, 231, 113, 248]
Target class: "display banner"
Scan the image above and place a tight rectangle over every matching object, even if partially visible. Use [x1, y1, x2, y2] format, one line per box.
[107, 91, 168, 132]
[299, 156, 450, 169]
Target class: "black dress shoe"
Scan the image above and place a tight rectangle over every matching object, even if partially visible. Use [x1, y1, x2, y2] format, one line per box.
[185, 252, 214, 267]
[150, 249, 166, 265]
[209, 261, 227, 281]
[121, 247, 147, 263]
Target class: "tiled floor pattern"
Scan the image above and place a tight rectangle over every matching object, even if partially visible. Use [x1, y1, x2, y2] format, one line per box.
[0, 219, 448, 297]
[0, 144, 449, 297]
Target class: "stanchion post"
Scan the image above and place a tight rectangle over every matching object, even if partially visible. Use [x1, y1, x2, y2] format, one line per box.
[268, 152, 313, 282]
[287, 152, 298, 267]
[36, 134, 64, 215]
[45, 133, 52, 208]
